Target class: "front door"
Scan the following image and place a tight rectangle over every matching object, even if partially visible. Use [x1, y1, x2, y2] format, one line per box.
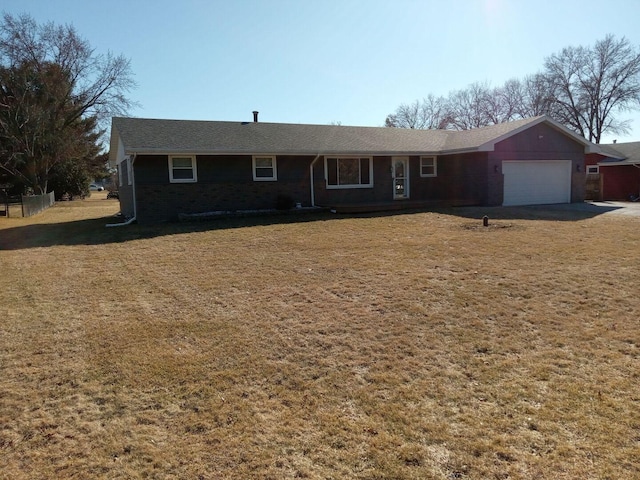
[393, 157, 409, 199]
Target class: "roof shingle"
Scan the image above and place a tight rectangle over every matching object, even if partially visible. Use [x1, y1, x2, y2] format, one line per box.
[110, 115, 590, 161]
[597, 141, 640, 164]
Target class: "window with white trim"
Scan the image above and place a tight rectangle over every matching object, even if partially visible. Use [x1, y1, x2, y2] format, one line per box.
[168, 155, 197, 183]
[587, 165, 599, 174]
[420, 156, 437, 177]
[252, 155, 277, 181]
[325, 156, 373, 188]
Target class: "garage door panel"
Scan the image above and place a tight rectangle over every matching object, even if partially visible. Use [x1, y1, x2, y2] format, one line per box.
[503, 160, 571, 206]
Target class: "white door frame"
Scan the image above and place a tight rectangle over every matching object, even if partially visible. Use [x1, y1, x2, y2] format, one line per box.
[392, 156, 410, 200]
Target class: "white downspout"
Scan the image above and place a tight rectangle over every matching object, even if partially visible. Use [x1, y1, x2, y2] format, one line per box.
[106, 216, 136, 227]
[131, 153, 137, 220]
[310, 154, 321, 207]
[106, 153, 137, 227]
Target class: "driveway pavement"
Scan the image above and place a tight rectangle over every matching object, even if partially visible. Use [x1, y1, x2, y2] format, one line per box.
[586, 201, 640, 217]
[519, 201, 640, 218]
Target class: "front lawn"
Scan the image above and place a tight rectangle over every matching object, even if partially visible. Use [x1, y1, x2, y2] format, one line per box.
[1, 199, 638, 479]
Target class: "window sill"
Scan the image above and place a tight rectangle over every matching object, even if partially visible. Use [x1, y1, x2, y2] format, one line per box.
[326, 184, 374, 189]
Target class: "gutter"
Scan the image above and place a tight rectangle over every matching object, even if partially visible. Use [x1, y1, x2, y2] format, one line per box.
[127, 148, 464, 157]
[309, 154, 321, 207]
[597, 160, 640, 167]
[106, 153, 137, 227]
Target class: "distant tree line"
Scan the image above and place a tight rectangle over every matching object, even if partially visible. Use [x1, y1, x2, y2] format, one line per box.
[0, 13, 135, 197]
[385, 35, 640, 144]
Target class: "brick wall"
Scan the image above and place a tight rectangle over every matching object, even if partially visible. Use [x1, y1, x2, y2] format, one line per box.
[134, 154, 314, 223]
[312, 154, 492, 207]
[409, 153, 491, 205]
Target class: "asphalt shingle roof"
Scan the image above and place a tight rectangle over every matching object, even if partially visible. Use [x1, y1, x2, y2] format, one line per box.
[110, 115, 588, 161]
[598, 141, 640, 163]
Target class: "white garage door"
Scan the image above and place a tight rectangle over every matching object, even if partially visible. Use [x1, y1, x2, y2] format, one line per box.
[503, 160, 572, 206]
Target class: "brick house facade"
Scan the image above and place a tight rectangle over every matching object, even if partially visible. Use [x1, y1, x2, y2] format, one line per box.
[110, 115, 597, 224]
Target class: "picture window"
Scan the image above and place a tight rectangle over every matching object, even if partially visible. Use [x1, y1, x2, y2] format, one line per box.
[325, 157, 373, 188]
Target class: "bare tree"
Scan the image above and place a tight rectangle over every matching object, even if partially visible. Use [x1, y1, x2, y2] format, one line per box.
[387, 78, 552, 131]
[0, 13, 136, 194]
[385, 95, 452, 129]
[516, 73, 556, 118]
[448, 82, 492, 130]
[0, 13, 136, 125]
[483, 83, 518, 125]
[544, 35, 640, 143]
[384, 35, 640, 141]
[499, 78, 525, 121]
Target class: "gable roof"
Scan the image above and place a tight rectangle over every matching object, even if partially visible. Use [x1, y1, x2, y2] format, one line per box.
[596, 141, 640, 165]
[109, 115, 594, 164]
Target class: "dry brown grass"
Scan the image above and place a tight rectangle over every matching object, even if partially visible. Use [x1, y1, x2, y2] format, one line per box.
[1, 195, 639, 479]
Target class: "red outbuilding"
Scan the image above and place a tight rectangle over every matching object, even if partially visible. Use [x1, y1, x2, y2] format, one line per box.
[585, 142, 640, 201]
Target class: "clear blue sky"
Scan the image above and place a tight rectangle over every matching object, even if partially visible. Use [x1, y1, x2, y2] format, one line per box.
[3, 0, 640, 144]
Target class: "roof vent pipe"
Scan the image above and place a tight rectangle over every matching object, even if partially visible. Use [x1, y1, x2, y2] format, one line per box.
[253, 111, 259, 122]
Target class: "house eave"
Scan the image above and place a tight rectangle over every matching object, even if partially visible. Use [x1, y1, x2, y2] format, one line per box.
[597, 160, 640, 166]
[590, 145, 627, 160]
[122, 147, 482, 157]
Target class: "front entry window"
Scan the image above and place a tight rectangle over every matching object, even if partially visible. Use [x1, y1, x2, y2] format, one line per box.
[393, 157, 409, 199]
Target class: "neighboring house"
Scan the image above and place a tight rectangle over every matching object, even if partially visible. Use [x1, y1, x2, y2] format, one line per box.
[109, 114, 597, 224]
[585, 142, 640, 201]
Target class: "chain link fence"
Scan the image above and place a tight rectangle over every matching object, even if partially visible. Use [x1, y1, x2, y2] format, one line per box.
[0, 191, 55, 217]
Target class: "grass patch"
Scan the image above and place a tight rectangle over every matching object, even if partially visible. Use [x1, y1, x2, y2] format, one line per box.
[1, 196, 639, 478]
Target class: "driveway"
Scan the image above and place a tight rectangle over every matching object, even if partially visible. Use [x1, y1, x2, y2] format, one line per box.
[585, 201, 640, 217]
[515, 201, 640, 218]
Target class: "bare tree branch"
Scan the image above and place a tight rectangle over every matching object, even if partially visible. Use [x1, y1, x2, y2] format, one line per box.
[384, 35, 640, 142]
[385, 95, 452, 130]
[544, 35, 640, 142]
[0, 13, 137, 193]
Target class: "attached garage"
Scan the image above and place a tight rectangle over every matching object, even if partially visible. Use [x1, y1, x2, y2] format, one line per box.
[502, 160, 572, 206]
